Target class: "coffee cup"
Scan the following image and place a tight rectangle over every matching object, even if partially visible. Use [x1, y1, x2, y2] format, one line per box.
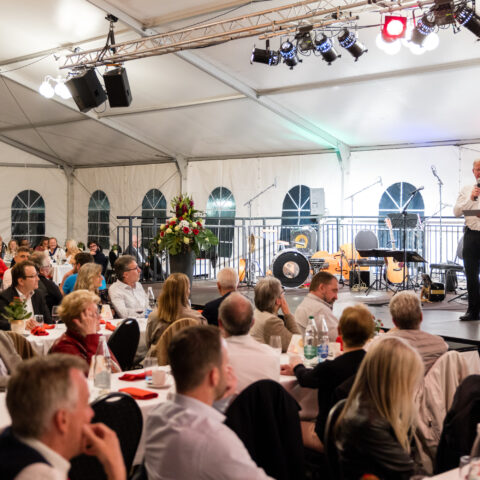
[152, 370, 167, 387]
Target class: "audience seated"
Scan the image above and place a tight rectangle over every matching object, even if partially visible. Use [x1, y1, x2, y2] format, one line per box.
[144, 325, 273, 480]
[336, 336, 424, 480]
[30, 252, 63, 312]
[62, 252, 105, 295]
[0, 260, 52, 331]
[1, 247, 30, 290]
[3, 239, 18, 267]
[74, 262, 110, 305]
[19, 238, 31, 251]
[281, 304, 375, 451]
[219, 292, 280, 393]
[387, 291, 448, 373]
[88, 240, 108, 276]
[47, 237, 66, 264]
[146, 273, 204, 355]
[203, 267, 239, 326]
[109, 255, 147, 319]
[0, 234, 6, 259]
[34, 237, 49, 253]
[125, 235, 151, 280]
[0, 257, 7, 281]
[0, 354, 126, 480]
[250, 277, 300, 352]
[65, 238, 81, 265]
[109, 245, 122, 270]
[49, 290, 121, 372]
[294, 272, 339, 341]
[0, 330, 22, 391]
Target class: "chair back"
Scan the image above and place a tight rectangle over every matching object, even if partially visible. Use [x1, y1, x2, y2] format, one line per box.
[107, 318, 140, 371]
[456, 235, 464, 261]
[69, 392, 143, 480]
[153, 317, 200, 365]
[354, 230, 379, 250]
[5, 331, 36, 359]
[324, 398, 347, 480]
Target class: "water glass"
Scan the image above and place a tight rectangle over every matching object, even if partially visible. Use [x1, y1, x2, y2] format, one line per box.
[144, 357, 158, 383]
[51, 306, 60, 326]
[34, 314, 44, 328]
[269, 335, 282, 355]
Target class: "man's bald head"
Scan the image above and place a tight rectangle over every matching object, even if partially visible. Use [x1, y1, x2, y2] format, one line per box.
[218, 292, 254, 336]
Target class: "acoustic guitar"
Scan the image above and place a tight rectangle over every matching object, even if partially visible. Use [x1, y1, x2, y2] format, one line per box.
[384, 218, 406, 285]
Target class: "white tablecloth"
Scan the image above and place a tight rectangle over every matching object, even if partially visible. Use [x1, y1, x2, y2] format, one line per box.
[431, 468, 458, 479]
[51, 264, 72, 284]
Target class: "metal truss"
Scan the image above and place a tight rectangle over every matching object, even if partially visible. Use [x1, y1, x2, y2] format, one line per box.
[60, 0, 435, 69]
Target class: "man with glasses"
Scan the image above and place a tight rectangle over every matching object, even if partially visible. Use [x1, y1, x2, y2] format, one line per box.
[108, 255, 147, 318]
[0, 260, 51, 330]
[1, 246, 30, 291]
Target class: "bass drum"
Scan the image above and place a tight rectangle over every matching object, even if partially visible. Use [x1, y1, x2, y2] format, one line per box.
[272, 249, 310, 288]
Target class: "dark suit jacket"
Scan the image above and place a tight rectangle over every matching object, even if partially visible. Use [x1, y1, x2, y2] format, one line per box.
[37, 275, 63, 312]
[202, 291, 233, 326]
[93, 251, 108, 275]
[0, 286, 52, 331]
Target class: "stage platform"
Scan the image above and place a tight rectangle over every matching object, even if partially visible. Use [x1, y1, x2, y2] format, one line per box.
[148, 280, 480, 348]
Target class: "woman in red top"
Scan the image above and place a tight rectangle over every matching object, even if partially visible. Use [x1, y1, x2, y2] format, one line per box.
[0, 258, 7, 280]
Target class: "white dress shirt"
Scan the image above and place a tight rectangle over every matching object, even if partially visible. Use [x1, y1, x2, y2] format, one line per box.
[294, 292, 339, 341]
[454, 183, 480, 231]
[15, 436, 70, 480]
[226, 334, 280, 393]
[145, 393, 273, 480]
[15, 288, 33, 317]
[108, 280, 147, 318]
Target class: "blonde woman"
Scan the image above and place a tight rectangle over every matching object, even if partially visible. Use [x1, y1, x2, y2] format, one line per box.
[336, 336, 424, 480]
[146, 273, 205, 354]
[3, 240, 17, 267]
[74, 263, 109, 305]
[65, 239, 81, 265]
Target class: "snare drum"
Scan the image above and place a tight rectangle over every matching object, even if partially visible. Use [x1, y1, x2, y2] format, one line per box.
[271, 248, 310, 288]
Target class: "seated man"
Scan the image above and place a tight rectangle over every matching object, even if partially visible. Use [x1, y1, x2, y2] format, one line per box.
[0, 354, 125, 480]
[47, 237, 66, 265]
[108, 255, 147, 319]
[388, 290, 448, 373]
[88, 241, 108, 276]
[30, 252, 63, 312]
[62, 252, 106, 295]
[249, 277, 300, 353]
[125, 235, 151, 281]
[294, 271, 339, 341]
[145, 325, 272, 480]
[203, 267, 238, 326]
[1, 247, 30, 291]
[219, 292, 280, 393]
[0, 330, 22, 391]
[0, 261, 51, 331]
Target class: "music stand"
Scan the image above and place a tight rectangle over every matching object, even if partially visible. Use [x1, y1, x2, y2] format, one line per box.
[387, 213, 418, 229]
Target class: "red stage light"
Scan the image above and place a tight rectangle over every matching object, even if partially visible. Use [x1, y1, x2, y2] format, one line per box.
[382, 16, 407, 41]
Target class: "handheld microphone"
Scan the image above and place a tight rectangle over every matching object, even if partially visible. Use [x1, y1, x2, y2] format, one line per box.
[475, 179, 480, 201]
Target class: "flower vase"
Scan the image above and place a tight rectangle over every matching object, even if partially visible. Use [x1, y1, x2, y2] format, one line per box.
[10, 320, 25, 334]
[169, 250, 195, 287]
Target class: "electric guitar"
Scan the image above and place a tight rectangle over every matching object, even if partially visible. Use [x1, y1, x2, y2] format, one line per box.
[384, 218, 406, 284]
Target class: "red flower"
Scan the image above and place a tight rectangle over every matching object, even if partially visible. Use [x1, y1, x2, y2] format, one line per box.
[182, 227, 189, 234]
[193, 229, 199, 235]
[160, 231, 165, 237]
[170, 221, 176, 227]
[196, 221, 202, 227]
[182, 205, 188, 213]
[189, 201, 194, 207]
[179, 216, 183, 221]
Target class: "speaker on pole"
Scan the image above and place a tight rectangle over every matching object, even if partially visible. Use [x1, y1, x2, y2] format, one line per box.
[103, 67, 132, 107]
[65, 69, 107, 113]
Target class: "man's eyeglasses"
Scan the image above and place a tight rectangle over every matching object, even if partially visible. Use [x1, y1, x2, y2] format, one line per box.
[24, 274, 39, 278]
[126, 266, 140, 272]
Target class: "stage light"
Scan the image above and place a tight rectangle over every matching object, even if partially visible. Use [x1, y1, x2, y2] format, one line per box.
[39, 79, 55, 98]
[39, 76, 72, 99]
[297, 32, 314, 54]
[376, 33, 402, 55]
[423, 32, 440, 50]
[455, 4, 480, 38]
[54, 81, 72, 99]
[338, 29, 367, 61]
[383, 16, 407, 41]
[410, 14, 436, 45]
[280, 40, 300, 69]
[314, 35, 341, 64]
[250, 47, 280, 66]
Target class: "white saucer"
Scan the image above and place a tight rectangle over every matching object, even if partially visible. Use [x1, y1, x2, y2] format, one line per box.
[147, 381, 171, 389]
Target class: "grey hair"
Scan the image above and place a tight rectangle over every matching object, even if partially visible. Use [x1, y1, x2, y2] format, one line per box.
[254, 276, 283, 313]
[217, 268, 238, 291]
[389, 290, 422, 329]
[219, 292, 253, 335]
[114, 254, 136, 281]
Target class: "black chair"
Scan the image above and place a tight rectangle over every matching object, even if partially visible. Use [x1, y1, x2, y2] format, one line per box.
[354, 230, 385, 291]
[324, 398, 347, 480]
[107, 318, 140, 371]
[430, 236, 465, 295]
[225, 379, 305, 480]
[69, 392, 143, 480]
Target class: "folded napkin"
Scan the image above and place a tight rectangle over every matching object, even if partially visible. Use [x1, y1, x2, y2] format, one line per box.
[99, 319, 106, 325]
[105, 321, 116, 331]
[119, 387, 158, 400]
[43, 324, 55, 330]
[31, 326, 49, 336]
[118, 372, 147, 381]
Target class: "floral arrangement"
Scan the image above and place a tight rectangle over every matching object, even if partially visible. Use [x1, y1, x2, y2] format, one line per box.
[374, 317, 384, 334]
[1, 297, 32, 323]
[152, 194, 218, 256]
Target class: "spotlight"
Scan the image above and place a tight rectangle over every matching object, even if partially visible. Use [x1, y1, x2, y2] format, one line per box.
[250, 42, 280, 66]
[455, 4, 480, 38]
[314, 35, 341, 64]
[39, 79, 55, 99]
[410, 14, 436, 45]
[280, 40, 301, 69]
[39, 76, 72, 100]
[338, 29, 367, 61]
[382, 16, 407, 41]
[297, 32, 314, 54]
[54, 81, 72, 100]
[376, 33, 401, 55]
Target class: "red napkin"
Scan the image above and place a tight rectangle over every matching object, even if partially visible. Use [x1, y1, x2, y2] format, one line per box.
[31, 326, 49, 336]
[335, 336, 344, 351]
[118, 372, 147, 381]
[105, 322, 116, 332]
[99, 319, 106, 325]
[43, 324, 55, 330]
[119, 387, 158, 400]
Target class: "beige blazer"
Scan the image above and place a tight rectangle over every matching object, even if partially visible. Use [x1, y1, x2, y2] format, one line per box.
[0, 331, 22, 390]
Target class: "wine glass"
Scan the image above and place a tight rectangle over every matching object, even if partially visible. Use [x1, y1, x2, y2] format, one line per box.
[51, 306, 60, 327]
[269, 335, 282, 355]
[34, 314, 44, 328]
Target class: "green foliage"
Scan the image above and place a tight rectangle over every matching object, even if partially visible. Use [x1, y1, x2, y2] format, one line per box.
[1, 297, 32, 322]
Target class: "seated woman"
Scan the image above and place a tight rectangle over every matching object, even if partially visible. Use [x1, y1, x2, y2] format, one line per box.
[145, 273, 205, 356]
[335, 336, 424, 480]
[3, 239, 17, 267]
[74, 262, 110, 306]
[49, 290, 121, 372]
[65, 238, 81, 265]
[281, 303, 375, 451]
[249, 276, 300, 352]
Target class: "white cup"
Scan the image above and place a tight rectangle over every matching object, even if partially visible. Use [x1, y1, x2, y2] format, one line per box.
[152, 370, 167, 387]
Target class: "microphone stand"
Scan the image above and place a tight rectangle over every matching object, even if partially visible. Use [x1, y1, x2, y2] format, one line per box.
[401, 189, 422, 290]
[432, 169, 444, 262]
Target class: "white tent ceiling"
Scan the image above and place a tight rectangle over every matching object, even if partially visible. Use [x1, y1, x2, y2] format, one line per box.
[1, 0, 480, 170]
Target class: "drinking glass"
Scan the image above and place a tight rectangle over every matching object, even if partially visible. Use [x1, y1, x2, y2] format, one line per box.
[144, 357, 158, 383]
[34, 314, 44, 328]
[269, 335, 282, 355]
[51, 306, 61, 326]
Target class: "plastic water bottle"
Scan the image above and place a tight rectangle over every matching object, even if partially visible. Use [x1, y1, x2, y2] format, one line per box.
[93, 335, 111, 391]
[145, 287, 156, 317]
[317, 315, 329, 362]
[304, 316, 318, 367]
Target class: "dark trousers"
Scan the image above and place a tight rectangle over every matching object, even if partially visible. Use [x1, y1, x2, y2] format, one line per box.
[463, 229, 480, 314]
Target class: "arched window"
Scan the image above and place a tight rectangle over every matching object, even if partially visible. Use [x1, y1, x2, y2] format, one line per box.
[141, 189, 167, 248]
[206, 187, 236, 258]
[88, 190, 110, 249]
[281, 185, 312, 241]
[378, 182, 425, 250]
[11, 190, 45, 245]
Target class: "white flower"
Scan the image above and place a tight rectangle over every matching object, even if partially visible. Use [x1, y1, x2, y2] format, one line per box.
[180, 220, 190, 229]
[166, 228, 172, 234]
[174, 226, 181, 232]
[183, 237, 190, 244]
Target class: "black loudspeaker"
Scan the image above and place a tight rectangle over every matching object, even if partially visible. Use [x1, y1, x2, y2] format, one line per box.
[103, 67, 132, 107]
[65, 69, 107, 113]
[349, 270, 370, 288]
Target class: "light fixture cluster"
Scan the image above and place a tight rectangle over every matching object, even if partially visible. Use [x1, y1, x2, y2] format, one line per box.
[251, 27, 366, 70]
[38, 76, 72, 100]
